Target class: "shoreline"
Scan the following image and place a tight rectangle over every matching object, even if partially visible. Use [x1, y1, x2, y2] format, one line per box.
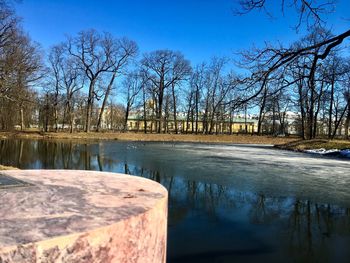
[0, 165, 19, 170]
[275, 139, 350, 151]
[0, 131, 299, 145]
[1, 131, 349, 160]
[275, 139, 350, 159]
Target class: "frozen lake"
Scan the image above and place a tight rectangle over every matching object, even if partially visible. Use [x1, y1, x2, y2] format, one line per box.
[1, 139, 350, 262]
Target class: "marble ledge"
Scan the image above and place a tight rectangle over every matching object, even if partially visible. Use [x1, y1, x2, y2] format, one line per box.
[0, 170, 168, 263]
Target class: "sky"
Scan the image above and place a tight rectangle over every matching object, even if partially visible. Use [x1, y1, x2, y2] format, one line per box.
[15, 0, 350, 66]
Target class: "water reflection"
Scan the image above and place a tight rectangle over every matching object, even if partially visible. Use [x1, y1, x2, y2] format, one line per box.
[0, 139, 350, 263]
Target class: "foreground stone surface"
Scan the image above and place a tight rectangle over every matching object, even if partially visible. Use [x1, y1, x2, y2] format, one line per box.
[0, 170, 168, 263]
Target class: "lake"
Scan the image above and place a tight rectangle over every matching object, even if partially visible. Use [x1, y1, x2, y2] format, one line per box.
[0, 139, 350, 263]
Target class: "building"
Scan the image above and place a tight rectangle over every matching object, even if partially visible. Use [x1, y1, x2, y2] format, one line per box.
[126, 114, 258, 134]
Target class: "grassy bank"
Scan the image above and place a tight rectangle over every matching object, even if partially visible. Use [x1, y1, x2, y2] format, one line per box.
[0, 130, 299, 145]
[276, 139, 350, 151]
[0, 165, 19, 170]
[1, 131, 349, 151]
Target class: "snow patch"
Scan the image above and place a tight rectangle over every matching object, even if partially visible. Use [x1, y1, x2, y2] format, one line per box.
[304, 148, 350, 159]
[305, 148, 340, 154]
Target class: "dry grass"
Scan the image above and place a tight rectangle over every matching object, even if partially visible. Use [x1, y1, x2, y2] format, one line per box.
[276, 139, 350, 151]
[0, 131, 299, 145]
[1, 131, 349, 150]
[0, 164, 19, 170]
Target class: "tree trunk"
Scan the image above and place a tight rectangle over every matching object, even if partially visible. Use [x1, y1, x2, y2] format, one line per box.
[54, 108, 58, 132]
[20, 107, 24, 131]
[345, 95, 350, 139]
[171, 83, 178, 134]
[331, 102, 349, 139]
[62, 102, 68, 131]
[195, 88, 199, 134]
[97, 73, 117, 131]
[328, 74, 335, 138]
[45, 94, 49, 132]
[191, 108, 194, 133]
[229, 109, 233, 135]
[298, 80, 306, 140]
[143, 86, 147, 134]
[157, 76, 165, 133]
[187, 108, 191, 133]
[70, 111, 74, 133]
[307, 56, 318, 139]
[244, 104, 248, 134]
[258, 86, 267, 135]
[272, 101, 276, 135]
[203, 97, 210, 134]
[85, 80, 96, 133]
[124, 103, 131, 132]
[313, 81, 324, 138]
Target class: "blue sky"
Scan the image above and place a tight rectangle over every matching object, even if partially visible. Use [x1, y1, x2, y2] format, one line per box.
[15, 0, 350, 65]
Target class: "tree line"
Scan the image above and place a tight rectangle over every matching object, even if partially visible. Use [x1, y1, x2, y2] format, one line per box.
[0, 0, 349, 139]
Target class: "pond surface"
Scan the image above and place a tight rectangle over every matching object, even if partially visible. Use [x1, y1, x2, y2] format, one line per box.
[1, 139, 350, 262]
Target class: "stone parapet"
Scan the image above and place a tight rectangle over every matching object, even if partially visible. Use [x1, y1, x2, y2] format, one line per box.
[0, 170, 168, 263]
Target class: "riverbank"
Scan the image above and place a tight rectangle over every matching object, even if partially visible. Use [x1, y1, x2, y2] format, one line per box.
[0, 165, 19, 170]
[0, 131, 299, 145]
[276, 139, 350, 151]
[1, 131, 349, 154]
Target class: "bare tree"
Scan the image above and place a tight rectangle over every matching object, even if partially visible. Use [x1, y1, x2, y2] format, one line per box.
[141, 50, 191, 133]
[48, 45, 64, 132]
[0, 1, 43, 130]
[122, 71, 144, 131]
[236, 0, 336, 30]
[96, 37, 138, 131]
[190, 64, 206, 134]
[66, 30, 117, 132]
[48, 44, 84, 133]
[234, 1, 350, 139]
[343, 61, 350, 139]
